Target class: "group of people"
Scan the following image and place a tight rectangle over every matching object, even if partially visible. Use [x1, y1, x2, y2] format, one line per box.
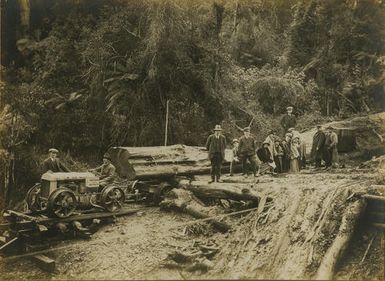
[205, 106, 340, 183]
[42, 107, 339, 185]
[42, 148, 117, 187]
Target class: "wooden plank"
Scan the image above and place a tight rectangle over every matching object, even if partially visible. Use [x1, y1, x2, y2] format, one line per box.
[362, 194, 385, 202]
[4, 210, 38, 222]
[0, 237, 18, 251]
[0, 208, 140, 231]
[371, 223, 385, 229]
[30, 254, 56, 273]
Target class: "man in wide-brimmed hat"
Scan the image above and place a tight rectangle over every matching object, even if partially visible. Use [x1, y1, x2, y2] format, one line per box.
[205, 125, 227, 183]
[90, 153, 117, 186]
[238, 127, 259, 177]
[324, 126, 339, 168]
[281, 106, 297, 133]
[41, 148, 70, 174]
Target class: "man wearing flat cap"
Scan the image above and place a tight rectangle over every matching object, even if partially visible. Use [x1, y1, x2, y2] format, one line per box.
[238, 127, 259, 177]
[90, 153, 117, 187]
[311, 125, 326, 168]
[281, 106, 297, 133]
[205, 125, 227, 183]
[41, 148, 70, 174]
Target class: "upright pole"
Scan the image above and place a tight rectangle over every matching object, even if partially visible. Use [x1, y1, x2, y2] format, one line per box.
[164, 99, 169, 146]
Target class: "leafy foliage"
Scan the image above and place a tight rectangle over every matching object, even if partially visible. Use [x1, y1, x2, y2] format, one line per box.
[1, 0, 385, 201]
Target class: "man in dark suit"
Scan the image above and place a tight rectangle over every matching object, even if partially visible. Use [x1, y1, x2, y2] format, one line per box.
[281, 106, 297, 133]
[205, 125, 227, 183]
[41, 148, 70, 174]
[238, 127, 258, 177]
[311, 125, 326, 168]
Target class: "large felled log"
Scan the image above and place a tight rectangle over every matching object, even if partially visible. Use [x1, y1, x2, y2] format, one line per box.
[300, 112, 385, 157]
[160, 188, 231, 232]
[178, 180, 264, 203]
[315, 199, 366, 280]
[107, 145, 237, 180]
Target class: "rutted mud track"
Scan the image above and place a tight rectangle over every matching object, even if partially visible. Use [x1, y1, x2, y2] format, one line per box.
[1, 171, 384, 280]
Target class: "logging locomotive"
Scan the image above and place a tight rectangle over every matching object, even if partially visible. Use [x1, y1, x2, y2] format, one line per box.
[25, 172, 125, 218]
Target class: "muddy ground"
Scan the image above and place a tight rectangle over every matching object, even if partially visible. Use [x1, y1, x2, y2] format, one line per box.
[0, 169, 384, 280]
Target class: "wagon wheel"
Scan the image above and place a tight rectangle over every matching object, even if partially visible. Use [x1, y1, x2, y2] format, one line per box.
[101, 186, 125, 212]
[153, 184, 173, 205]
[48, 188, 77, 218]
[26, 183, 47, 212]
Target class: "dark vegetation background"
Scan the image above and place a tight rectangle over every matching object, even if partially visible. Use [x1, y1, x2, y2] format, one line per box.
[1, 0, 385, 208]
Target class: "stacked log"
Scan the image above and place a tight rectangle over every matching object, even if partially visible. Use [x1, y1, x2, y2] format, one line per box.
[300, 112, 385, 157]
[178, 180, 264, 203]
[107, 145, 237, 180]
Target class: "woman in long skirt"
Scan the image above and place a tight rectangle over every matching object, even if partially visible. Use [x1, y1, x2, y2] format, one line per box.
[290, 138, 300, 173]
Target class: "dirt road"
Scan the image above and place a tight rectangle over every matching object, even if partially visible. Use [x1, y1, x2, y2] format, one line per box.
[1, 170, 384, 280]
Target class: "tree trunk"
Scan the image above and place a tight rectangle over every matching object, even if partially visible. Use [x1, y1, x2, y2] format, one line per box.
[316, 199, 366, 280]
[178, 179, 264, 203]
[160, 188, 231, 232]
[107, 145, 236, 180]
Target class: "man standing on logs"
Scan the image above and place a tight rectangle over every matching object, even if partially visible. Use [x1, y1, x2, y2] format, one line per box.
[205, 125, 227, 183]
[238, 127, 259, 177]
[311, 125, 326, 168]
[281, 106, 297, 133]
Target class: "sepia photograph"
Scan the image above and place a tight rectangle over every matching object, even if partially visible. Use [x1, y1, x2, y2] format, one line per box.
[0, 0, 385, 280]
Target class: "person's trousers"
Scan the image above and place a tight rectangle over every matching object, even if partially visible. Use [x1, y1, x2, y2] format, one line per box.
[300, 156, 306, 169]
[241, 154, 257, 175]
[230, 160, 237, 175]
[282, 157, 290, 172]
[274, 156, 283, 173]
[210, 153, 223, 181]
[330, 147, 339, 167]
[314, 150, 323, 167]
[323, 147, 332, 167]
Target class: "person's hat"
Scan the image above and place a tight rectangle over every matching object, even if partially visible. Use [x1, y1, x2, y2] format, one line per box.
[213, 125, 222, 131]
[326, 126, 334, 130]
[48, 148, 59, 153]
[232, 138, 239, 144]
[103, 153, 112, 160]
[286, 106, 293, 111]
[288, 127, 295, 132]
[243, 127, 250, 132]
[263, 141, 270, 145]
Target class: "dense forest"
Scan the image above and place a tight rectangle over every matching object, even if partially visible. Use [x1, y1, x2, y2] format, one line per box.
[1, 0, 385, 206]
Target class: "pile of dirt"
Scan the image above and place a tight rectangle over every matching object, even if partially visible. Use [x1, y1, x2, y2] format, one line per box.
[205, 172, 383, 280]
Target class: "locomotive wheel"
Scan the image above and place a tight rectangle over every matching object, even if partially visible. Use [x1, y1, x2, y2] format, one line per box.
[101, 186, 125, 212]
[26, 183, 47, 212]
[48, 188, 77, 218]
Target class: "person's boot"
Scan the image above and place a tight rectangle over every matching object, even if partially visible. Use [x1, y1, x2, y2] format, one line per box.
[209, 175, 215, 184]
[217, 175, 222, 183]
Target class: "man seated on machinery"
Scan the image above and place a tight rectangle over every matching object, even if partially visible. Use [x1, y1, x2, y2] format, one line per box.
[42, 148, 71, 174]
[89, 153, 117, 187]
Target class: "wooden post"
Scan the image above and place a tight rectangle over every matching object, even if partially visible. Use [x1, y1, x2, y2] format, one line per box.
[164, 99, 169, 146]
